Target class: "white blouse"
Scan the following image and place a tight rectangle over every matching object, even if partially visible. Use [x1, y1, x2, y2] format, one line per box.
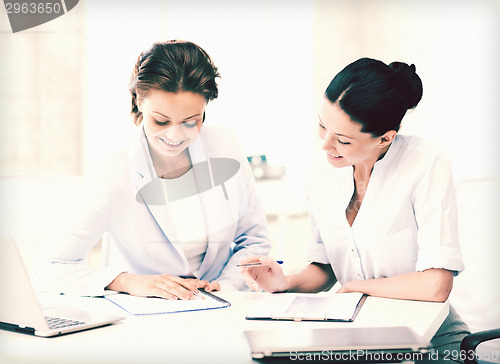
[306, 134, 464, 284]
[161, 169, 208, 274]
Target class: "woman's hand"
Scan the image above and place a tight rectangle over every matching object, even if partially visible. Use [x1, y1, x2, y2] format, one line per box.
[334, 268, 454, 302]
[239, 256, 289, 293]
[336, 283, 351, 294]
[193, 279, 220, 293]
[106, 273, 214, 300]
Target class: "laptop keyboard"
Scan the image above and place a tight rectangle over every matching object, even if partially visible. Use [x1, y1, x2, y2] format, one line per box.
[46, 316, 85, 330]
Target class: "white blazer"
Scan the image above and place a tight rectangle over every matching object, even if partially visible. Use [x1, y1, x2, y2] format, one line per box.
[32, 126, 271, 296]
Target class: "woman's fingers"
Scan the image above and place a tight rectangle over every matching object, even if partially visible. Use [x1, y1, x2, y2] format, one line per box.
[166, 275, 200, 293]
[245, 277, 261, 291]
[240, 267, 262, 288]
[155, 276, 199, 300]
[239, 256, 288, 293]
[239, 255, 279, 291]
[203, 281, 220, 292]
[155, 276, 224, 299]
[156, 284, 181, 300]
[183, 279, 208, 290]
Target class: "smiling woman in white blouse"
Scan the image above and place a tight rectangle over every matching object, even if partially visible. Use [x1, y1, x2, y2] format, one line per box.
[241, 58, 470, 363]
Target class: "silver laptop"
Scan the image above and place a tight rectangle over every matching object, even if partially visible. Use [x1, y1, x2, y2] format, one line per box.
[0, 237, 124, 337]
[245, 326, 430, 360]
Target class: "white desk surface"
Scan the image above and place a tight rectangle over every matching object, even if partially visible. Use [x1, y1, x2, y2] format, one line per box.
[0, 291, 448, 364]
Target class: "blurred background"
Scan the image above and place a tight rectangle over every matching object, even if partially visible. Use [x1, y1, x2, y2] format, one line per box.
[1, 0, 499, 270]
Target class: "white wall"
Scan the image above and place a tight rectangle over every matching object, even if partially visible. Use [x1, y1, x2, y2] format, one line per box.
[83, 0, 500, 186]
[83, 0, 164, 171]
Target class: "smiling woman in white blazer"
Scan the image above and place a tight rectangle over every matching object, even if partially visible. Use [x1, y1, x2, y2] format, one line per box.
[32, 41, 271, 299]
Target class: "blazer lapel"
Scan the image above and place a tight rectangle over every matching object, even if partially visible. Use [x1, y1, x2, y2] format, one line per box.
[189, 134, 236, 278]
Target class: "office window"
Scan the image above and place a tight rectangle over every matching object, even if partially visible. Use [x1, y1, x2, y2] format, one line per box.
[0, 6, 85, 176]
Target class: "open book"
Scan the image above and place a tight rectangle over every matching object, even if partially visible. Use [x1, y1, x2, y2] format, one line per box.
[246, 292, 366, 322]
[105, 290, 230, 315]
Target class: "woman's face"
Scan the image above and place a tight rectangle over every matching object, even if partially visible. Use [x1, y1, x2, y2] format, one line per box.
[139, 90, 206, 159]
[318, 98, 391, 169]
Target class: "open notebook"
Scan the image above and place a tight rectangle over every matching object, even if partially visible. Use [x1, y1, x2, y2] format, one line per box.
[246, 292, 366, 322]
[105, 290, 230, 315]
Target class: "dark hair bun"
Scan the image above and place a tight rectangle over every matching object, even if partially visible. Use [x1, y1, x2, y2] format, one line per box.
[389, 61, 423, 109]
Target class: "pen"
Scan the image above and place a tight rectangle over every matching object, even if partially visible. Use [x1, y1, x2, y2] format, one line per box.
[236, 260, 283, 267]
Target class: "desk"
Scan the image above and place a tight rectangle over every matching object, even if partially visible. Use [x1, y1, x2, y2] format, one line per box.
[0, 291, 448, 364]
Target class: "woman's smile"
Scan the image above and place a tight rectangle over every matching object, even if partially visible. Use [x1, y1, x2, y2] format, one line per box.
[158, 136, 186, 149]
[327, 152, 343, 160]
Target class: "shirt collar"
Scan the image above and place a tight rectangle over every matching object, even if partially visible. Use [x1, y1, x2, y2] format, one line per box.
[373, 134, 402, 170]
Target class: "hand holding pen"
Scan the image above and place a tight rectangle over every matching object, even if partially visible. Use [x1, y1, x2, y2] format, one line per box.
[238, 256, 289, 293]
